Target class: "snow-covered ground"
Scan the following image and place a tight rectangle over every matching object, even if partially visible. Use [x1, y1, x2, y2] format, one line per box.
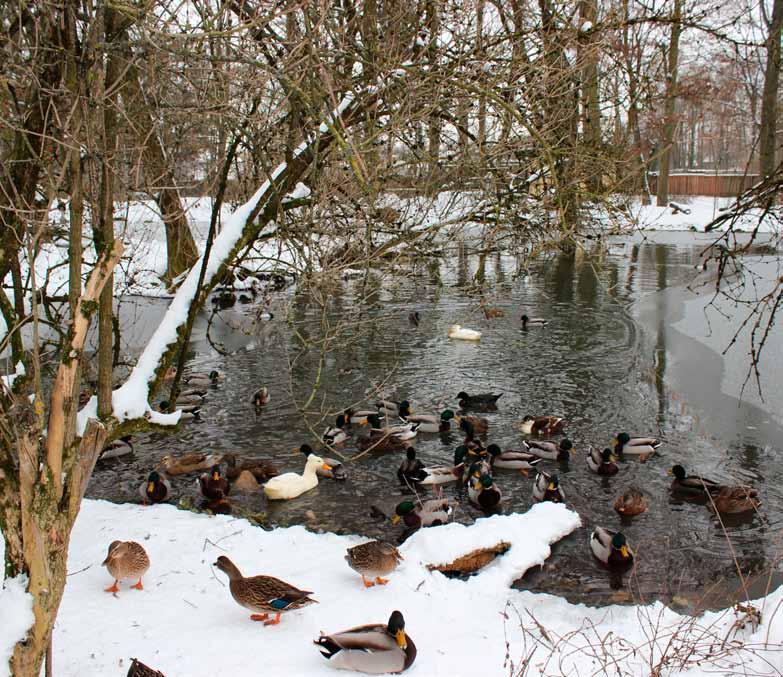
[2, 499, 782, 676]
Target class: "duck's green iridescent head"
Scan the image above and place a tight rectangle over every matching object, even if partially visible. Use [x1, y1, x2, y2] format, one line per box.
[454, 444, 467, 464]
[148, 471, 161, 483]
[456, 391, 469, 401]
[210, 465, 222, 480]
[387, 610, 407, 649]
[479, 474, 494, 488]
[616, 432, 631, 445]
[670, 464, 686, 480]
[335, 413, 347, 428]
[487, 444, 502, 457]
[406, 447, 417, 461]
[440, 409, 455, 421]
[365, 413, 382, 428]
[601, 448, 614, 462]
[560, 439, 573, 451]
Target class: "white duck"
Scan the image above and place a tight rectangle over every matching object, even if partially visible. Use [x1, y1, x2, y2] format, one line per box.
[448, 325, 481, 341]
[263, 454, 331, 500]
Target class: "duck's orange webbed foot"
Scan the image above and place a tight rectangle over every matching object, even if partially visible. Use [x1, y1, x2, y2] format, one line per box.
[263, 612, 282, 626]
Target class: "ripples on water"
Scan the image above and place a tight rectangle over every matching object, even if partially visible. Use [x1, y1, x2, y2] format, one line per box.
[89, 232, 783, 611]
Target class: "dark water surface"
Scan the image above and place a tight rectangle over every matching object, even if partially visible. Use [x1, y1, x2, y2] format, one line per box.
[87, 231, 783, 612]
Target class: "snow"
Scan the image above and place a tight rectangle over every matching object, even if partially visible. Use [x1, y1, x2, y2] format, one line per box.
[0, 574, 34, 677]
[0, 362, 25, 391]
[625, 196, 781, 233]
[283, 182, 312, 203]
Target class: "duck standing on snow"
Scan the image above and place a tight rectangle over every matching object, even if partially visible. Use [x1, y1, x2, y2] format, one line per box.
[590, 527, 634, 568]
[518, 415, 565, 435]
[102, 541, 150, 593]
[587, 448, 619, 475]
[613, 432, 661, 457]
[448, 325, 481, 341]
[139, 471, 171, 504]
[263, 453, 331, 500]
[345, 541, 403, 588]
[300, 443, 346, 480]
[199, 465, 230, 500]
[524, 438, 573, 462]
[532, 471, 565, 503]
[315, 610, 416, 674]
[486, 444, 541, 476]
[213, 555, 316, 626]
[456, 391, 502, 408]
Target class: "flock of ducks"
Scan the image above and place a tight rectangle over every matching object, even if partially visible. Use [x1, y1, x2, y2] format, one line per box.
[102, 328, 762, 674]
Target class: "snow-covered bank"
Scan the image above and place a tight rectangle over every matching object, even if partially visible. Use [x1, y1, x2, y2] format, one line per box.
[3, 499, 783, 676]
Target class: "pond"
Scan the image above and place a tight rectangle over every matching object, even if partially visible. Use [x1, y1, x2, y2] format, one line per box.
[86, 229, 783, 612]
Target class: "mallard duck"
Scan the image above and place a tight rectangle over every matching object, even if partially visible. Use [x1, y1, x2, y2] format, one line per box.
[392, 498, 453, 529]
[315, 610, 416, 674]
[159, 401, 201, 420]
[323, 414, 350, 446]
[157, 452, 224, 476]
[448, 324, 481, 340]
[262, 453, 331, 500]
[138, 471, 170, 504]
[408, 311, 421, 326]
[213, 555, 316, 625]
[300, 444, 346, 480]
[613, 432, 662, 457]
[521, 314, 548, 329]
[710, 485, 761, 514]
[468, 474, 502, 511]
[518, 415, 565, 435]
[590, 527, 633, 567]
[587, 448, 619, 475]
[100, 435, 134, 460]
[181, 387, 207, 398]
[376, 399, 406, 416]
[614, 488, 648, 516]
[364, 414, 419, 440]
[532, 471, 565, 503]
[357, 432, 408, 454]
[399, 406, 454, 433]
[252, 387, 270, 406]
[233, 470, 260, 492]
[668, 464, 721, 497]
[184, 370, 224, 386]
[456, 391, 502, 408]
[483, 306, 505, 319]
[345, 541, 403, 587]
[419, 463, 461, 490]
[224, 453, 280, 482]
[170, 393, 206, 407]
[199, 465, 230, 500]
[102, 541, 150, 593]
[397, 447, 426, 485]
[343, 408, 378, 424]
[524, 438, 573, 461]
[486, 444, 541, 475]
[457, 414, 489, 435]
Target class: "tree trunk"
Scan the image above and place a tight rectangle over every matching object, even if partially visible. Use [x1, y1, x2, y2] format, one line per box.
[759, 0, 783, 178]
[579, 0, 601, 194]
[426, 0, 441, 167]
[656, 0, 682, 206]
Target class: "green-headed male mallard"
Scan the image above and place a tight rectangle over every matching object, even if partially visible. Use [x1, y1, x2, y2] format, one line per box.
[397, 447, 426, 485]
[520, 314, 548, 329]
[399, 404, 454, 433]
[524, 439, 573, 462]
[214, 555, 316, 625]
[315, 610, 416, 674]
[587, 448, 619, 476]
[532, 471, 565, 503]
[613, 433, 662, 457]
[364, 414, 419, 440]
[324, 414, 350, 446]
[590, 527, 633, 568]
[486, 444, 541, 476]
[468, 473, 502, 511]
[345, 541, 403, 588]
[668, 464, 720, 497]
[392, 498, 453, 530]
[138, 471, 171, 504]
[102, 541, 150, 593]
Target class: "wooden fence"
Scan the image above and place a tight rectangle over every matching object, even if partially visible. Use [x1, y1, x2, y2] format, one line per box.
[648, 173, 758, 197]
